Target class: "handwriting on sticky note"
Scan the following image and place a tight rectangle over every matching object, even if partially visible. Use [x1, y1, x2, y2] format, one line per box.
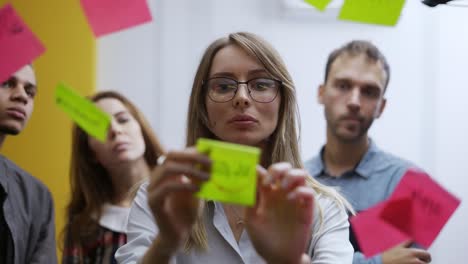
[55, 83, 111, 142]
[196, 138, 260, 206]
[385, 169, 461, 247]
[0, 4, 45, 83]
[303, 0, 333, 11]
[411, 190, 442, 217]
[339, 0, 406, 26]
[353, 168, 462, 256]
[210, 159, 254, 193]
[80, 0, 152, 37]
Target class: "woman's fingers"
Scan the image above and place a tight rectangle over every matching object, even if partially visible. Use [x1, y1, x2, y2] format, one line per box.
[259, 162, 294, 193]
[161, 162, 209, 182]
[286, 186, 315, 224]
[148, 179, 199, 210]
[287, 186, 315, 204]
[265, 162, 293, 186]
[149, 148, 211, 190]
[280, 169, 307, 191]
[164, 148, 212, 166]
[150, 181, 200, 201]
[257, 165, 269, 186]
[260, 164, 308, 193]
[147, 148, 211, 216]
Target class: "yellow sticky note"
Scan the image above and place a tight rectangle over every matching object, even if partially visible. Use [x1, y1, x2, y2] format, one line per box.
[304, 0, 333, 11]
[339, 0, 406, 26]
[55, 83, 111, 142]
[196, 138, 261, 206]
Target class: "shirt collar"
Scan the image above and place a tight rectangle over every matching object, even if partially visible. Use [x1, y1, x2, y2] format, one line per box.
[311, 138, 380, 179]
[98, 204, 131, 233]
[354, 139, 380, 178]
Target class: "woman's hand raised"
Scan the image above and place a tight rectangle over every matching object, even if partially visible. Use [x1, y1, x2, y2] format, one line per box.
[146, 149, 211, 254]
[245, 162, 315, 264]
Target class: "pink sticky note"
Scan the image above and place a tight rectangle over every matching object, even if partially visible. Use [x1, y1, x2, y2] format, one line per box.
[351, 169, 461, 257]
[382, 169, 461, 248]
[351, 201, 411, 258]
[380, 197, 413, 235]
[80, 0, 152, 37]
[0, 4, 45, 83]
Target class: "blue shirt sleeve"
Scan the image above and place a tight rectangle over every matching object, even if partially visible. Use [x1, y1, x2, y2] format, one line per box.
[353, 252, 383, 264]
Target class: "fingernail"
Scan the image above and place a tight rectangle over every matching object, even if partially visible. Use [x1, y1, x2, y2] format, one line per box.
[287, 192, 297, 200]
[181, 175, 191, 183]
[262, 173, 272, 185]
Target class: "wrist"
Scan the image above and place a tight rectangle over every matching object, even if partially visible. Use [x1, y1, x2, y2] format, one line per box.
[142, 236, 175, 264]
[153, 234, 179, 257]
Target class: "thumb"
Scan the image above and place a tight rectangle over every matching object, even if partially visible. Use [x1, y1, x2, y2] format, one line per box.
[246, 165, 267, 217]
[257, 165, 270, 186]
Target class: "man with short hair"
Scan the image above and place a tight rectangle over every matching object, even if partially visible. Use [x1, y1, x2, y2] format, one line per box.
[305, 40, 432, 264]
[0, 64, 57, 263]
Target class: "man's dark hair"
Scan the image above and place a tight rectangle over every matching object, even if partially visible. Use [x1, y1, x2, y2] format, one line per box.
[324, 40, 391, 92]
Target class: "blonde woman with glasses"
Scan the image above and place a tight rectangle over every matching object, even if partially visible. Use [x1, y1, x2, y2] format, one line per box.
[116, 32, 354, 264]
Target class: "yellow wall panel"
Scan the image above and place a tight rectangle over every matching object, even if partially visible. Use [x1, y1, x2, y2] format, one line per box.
[0, 0, 96, 259]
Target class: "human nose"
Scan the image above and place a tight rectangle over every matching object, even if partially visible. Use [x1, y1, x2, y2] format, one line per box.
[10, 84, 29, 104]
[232, 83, 251, 108]
[108, 120, 123, 140]
[347, 88, 361, 112]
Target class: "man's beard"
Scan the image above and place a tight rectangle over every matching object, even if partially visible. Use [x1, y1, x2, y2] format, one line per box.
[333, 119, 373, 143]
[0, 125, 20, 135]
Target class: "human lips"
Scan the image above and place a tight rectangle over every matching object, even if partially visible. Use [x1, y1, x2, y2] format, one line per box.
[341, 114, 363, 122]
[113, 142, 130, 152]
[228, 114, 258, 124]
[6, 107, 26, 120]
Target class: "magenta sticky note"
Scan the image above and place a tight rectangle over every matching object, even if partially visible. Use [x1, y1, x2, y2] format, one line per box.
[0, 3, 45, 83]
[352, 169, 461, 258]
[380, 197, 413, 235]
[80, 0, 153, 37]
[351, 202, 411, 258]
[384, 169, 461, 248]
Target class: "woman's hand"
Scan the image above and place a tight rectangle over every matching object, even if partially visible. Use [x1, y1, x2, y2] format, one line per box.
[245, 162, 315, 264]
[146, 148, 211, 254]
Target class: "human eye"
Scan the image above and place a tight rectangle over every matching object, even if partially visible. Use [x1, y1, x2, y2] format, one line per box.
[335, 80, 351, 91]
[250, 78, 276, 91]
[24, 84, 37, 98]
[211, 79, 237, 94]
[362, 85, 380, 99]
[116, 113, 131, 124]
[1, 78, 16, 89]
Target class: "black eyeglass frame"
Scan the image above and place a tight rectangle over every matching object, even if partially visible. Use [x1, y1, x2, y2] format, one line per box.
[203, 76, 282, 103]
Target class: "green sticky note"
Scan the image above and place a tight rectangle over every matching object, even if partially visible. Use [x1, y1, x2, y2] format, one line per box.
[196, 138, 261, 206]
[55, 83, 111, 142]
[304, 0, 333, 11]
[339, 0, 406, 26]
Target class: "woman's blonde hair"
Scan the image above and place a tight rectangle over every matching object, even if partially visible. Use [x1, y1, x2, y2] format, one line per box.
[185, 32, 353, 250]
[62, 91, 164, 255]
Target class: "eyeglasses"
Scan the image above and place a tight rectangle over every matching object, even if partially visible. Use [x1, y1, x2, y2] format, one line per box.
[204, 77, 281, 103]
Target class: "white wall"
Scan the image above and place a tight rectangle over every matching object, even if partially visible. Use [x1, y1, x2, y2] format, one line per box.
[97, 0, 468, 262]
[430, 5, 468, 263]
